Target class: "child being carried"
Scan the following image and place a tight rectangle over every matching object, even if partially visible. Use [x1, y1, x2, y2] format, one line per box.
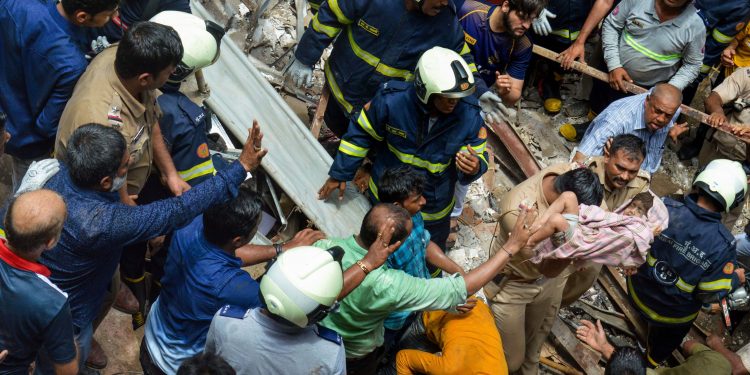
[521, 191, 660, 276]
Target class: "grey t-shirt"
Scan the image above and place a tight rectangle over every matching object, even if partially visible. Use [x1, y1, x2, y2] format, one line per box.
[205, 307, 346, 375]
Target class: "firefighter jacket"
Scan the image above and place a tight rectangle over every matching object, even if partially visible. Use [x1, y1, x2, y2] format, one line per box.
[694, 0, 750, 74]
[328, 81, 489, 223]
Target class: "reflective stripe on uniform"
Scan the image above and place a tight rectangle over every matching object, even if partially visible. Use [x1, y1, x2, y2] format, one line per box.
[460, 142, 488, 165]
[700, 64, 711, 74]
[357, 111, 384, 141]
[628, 277, 698, 324]
[624, 31, 682, 61]
[325, 62, 354, 113]
[646, 254, 695, 293]
[387, 143, 450, 174]
[178, 159, 216, 182]
[368, 176, 379, 200]
[421, 197, 456, 221]
[312, 14, 340, 38]
[338, 139, 369, 158]
[329, 0, 353, 24]
[0, 228, 5, 240]
[467, 63, 477, 73]
[460, 43, 471, 55]
[346, 28, 415, 81]
[310, 2, 320, 10]
[550, 29, 580, 41]
[698, 278, 733, 292]
[712, 28, 734, 44]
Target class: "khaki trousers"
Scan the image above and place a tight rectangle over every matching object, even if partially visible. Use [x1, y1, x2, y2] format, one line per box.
[487, 276, 566, 375]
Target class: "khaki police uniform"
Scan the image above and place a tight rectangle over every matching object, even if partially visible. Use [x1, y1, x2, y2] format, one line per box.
[698, 67, 750, 229]
[485, 162, 574, 375]
[560, 156, 651, 306]
[55, 45, 159, 194]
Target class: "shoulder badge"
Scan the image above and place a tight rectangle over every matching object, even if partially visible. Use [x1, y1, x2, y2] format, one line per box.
[478, 126, 487, 140]
[315, 325, 343, 345]
[724, 262, 735, 275]
[218, 305, 249, 319]
[107, 104, 124, 129]
[197, 143, 210, 158]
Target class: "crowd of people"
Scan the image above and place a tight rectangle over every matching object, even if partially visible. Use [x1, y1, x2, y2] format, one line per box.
[3, 0, 750, 374]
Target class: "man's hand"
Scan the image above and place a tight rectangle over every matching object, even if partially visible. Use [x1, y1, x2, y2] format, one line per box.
[479, 91, 512, 125]
[456, 297, 478, 314]
[505, 204, 537, 253]
[722, 48, 736, 68]
[576, 320, 612, 357]
[495, 73, 513, 96]
[737, 268, 746, 284]
[456, 146, 480, 175]
[15, 159, 60, 196]
[608, 67, 634, 93]
[669, 122, 689, 142]
[0, 350, 7, 364]
[559, 42, 586, 70]
[622, 266, 638, 276]
[603, 137, 613, 156]
[532, 8, 556, 36]
[360, 217, 403, 271]
[283, 228, 326, 250]
[318, 177, 347, 201]
[238, 120, 268, 172]
[164, 174, 191, 196]
[707, 111, 728, 127]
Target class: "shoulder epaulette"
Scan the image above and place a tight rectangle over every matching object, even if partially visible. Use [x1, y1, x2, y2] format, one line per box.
[315, 325, 343, 345]
[218, 305, 249, 319]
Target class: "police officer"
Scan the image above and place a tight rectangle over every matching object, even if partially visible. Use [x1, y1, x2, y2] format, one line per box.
[0, 0, 119, 194]
[287, 0, 506, 138]
[677, 1, 750, 160]
[531, 0, 614, 114]
[205, 246, 347, 374]
[629, 159, 747, 367]
[318, 47, 489, 253]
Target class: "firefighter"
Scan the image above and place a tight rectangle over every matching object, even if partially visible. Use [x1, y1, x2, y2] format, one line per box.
[628, 159, 747, 367]
[317, 47, 489, 254]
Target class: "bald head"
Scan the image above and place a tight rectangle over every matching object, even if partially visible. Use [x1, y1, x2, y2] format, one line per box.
[359, 204, 412, 248]
[644, 83, 682, 131]
[4, 190, 67, 258]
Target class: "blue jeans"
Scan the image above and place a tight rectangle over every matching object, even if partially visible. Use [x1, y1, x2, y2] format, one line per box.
[34, 323, 93, 374]
[736, 234, 750, 258]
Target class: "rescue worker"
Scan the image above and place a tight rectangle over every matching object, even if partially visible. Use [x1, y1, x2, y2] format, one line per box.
[0, 0, 119, 193]
[677, 2, 750, 160]
[696, 67, 750, 230]
[287, 0, 506, 138]
[97, 0, 191, 42]
[116, 10, 226, 335]
[628, 159, 747, 367]
[317, 47, 489, 253]
[205, 246, 348, 374]
[531, 0, 615, 114]
[592, 0, 705, 115]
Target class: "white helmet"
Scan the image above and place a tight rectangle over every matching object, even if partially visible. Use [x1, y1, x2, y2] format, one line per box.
[150, 11, 225, 83]
[260, 246, 344, 327]
[693, 159, 747, 213]
[414, 46, 475, 104]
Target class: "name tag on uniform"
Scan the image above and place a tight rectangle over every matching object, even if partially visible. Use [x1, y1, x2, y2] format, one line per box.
[358, 19, 379, 36]
[218, 305, 249, 319]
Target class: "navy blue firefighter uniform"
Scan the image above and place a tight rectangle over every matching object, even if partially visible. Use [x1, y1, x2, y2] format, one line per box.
[628, 195, 739, 366]
[296, 0, 486, 136]
[328, 81, 489, 251]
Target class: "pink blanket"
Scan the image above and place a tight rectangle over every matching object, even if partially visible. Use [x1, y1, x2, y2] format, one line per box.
[531, 204, 655, 267]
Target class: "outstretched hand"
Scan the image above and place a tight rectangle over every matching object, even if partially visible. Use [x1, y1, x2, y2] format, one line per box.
[318, 177, 347, 201]
[238, 120, 268, 172]
[360, 217, 403, 271]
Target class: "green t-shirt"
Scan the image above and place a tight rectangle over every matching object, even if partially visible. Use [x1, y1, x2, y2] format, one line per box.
[647, 343, 731, 375]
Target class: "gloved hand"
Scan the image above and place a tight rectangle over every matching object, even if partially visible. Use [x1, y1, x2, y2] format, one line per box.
[285, 57, 313, 88]
[15, 159, 60, 196]
[90, 36, 110, 55]
[532, 8, 556, 36]
[478, 91, 512, 125]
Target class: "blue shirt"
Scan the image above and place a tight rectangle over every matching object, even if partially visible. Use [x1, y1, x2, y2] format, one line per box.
[578, 92, 678, 174]
[45, 0, 99, 56]
[459, 0, 533, 85]
[629, 195, 739, 325]
[96, 0, 191, 42]
[145, 216, 261, 374]
[384, 213, 431, 330]
[0, 241, 75, 375]
[0, 0, 87, 159]
[38, 161, 247, 329]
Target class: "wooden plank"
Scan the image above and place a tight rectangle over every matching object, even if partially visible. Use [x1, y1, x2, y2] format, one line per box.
[551, 317, 604, 375]
[532, 44, 750, 143]
[597, 267, 648, 343]
[310, 85, 329, 139]
[487, 120, 542, 177]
